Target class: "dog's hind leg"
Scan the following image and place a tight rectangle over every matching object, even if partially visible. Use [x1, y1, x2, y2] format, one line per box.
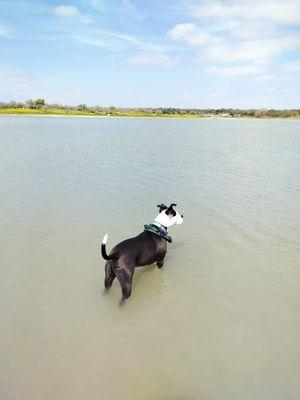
[156, 254, 166, 268]
[116, 268, 134, 301]
[104, 261, 116, 289]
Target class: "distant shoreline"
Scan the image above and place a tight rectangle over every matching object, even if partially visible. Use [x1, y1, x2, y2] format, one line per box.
[0, 109, 300, 121]
[0, 112, 300, 121]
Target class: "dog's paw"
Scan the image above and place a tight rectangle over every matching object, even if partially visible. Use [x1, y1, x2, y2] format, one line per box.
[119, 298, 127, 307]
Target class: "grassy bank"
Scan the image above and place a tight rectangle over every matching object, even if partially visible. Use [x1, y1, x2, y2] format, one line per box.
[0, 108, 205, 118]
[0, 108, 104, 116]
[1, 107, 300, 119]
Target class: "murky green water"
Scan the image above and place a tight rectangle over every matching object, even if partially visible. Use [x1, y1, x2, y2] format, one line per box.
[1, 116, 300, 400]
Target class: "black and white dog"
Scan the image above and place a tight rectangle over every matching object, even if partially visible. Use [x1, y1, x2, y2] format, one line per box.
[101, 203, 183, 301]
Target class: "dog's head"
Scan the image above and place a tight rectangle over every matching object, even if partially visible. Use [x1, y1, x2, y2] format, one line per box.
[155, 203, 183, 228]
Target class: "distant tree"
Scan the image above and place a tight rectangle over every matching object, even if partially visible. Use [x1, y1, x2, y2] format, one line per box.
[8, 101, 16, 108]
[254, 109, 269, 118]
[108, 106, 116, 114]
[50, 103, 60, 109]
[34, 99, 45, 108]
[1, 100, 300, 119]
[25, 99, 35, 109]
[77, 104, 87, 111]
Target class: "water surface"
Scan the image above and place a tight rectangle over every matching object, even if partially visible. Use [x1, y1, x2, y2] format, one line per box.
[1, 116, 300, 400]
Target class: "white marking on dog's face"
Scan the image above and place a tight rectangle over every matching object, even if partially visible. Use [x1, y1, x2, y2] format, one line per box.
[154, 207, 183, 228]
[175, 212, 183, 225]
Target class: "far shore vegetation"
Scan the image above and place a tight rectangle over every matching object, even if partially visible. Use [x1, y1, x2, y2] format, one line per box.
[1, 99, 300, 119]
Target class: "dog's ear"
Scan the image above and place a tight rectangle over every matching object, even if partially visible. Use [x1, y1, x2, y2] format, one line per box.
[166, 203, 177, 216]
[157, 204, 168, 213]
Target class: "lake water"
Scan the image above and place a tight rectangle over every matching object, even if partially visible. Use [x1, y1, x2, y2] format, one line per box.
[0, 116, 300, 400]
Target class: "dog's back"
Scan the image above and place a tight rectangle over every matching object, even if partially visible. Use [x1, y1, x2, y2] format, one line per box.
[102, 203, 183, 302]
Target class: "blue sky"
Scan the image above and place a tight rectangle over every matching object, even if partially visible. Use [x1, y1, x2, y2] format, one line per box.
[1, 0, 300, 108]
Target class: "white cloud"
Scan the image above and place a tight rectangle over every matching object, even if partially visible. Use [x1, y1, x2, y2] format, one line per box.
[168, 23, 220, 46]
[0, 68, 34, 88]
[203, 64, 264, 76]
[199, 35, 300, 64]
[167, 1, 300, 86]
[72, 35, 113, 49]
[230, 20, 278, 40]
[73, 30, 168, 52]
[0, 29, 9, 38]
[281, 60, 300, 73]
[210, 92, 220, 98]
[0, 67, 41, 100]
[0, 67, 85, 104]
[53, 5, 80, 17]
[256, 74, 276, 81]
[180, 93, 195, 100]
[191, 0, 300, 24]
[0, 24, 11, 38]
[128, 52, 179, 67]
[89, 0, 106, 13]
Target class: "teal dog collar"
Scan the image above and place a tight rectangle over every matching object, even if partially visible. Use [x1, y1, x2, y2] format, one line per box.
[144, 223, 172, 243]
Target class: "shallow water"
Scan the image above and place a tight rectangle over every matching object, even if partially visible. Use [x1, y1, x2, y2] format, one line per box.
[0, 116, 300, 400]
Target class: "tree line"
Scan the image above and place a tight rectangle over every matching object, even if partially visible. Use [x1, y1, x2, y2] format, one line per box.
[1, 99, 300, 118]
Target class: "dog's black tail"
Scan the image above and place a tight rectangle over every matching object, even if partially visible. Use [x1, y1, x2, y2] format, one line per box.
[101, 234, 116, 261]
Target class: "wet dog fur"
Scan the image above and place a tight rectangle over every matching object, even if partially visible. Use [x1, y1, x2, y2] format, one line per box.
[101, 204, 183, 302]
